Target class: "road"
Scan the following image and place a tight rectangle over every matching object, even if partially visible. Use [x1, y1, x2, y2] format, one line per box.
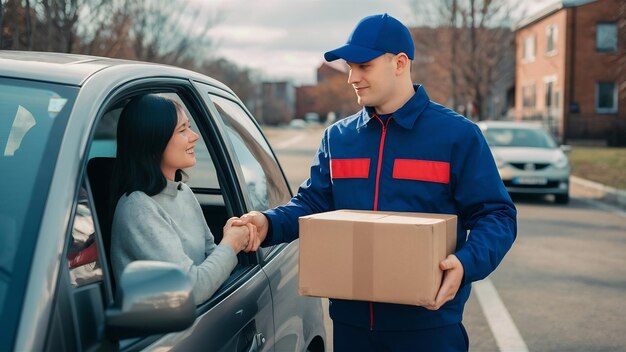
[263, 125, 626, 351]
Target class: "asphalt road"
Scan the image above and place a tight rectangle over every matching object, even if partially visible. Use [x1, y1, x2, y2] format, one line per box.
[263, 125, 626, 352]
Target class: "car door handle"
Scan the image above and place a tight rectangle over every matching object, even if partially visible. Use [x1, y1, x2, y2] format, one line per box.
[247, 332, 265, 352]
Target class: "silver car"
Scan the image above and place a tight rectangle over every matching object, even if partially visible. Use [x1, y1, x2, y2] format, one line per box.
[478, 121, 571, 204]
[0, 51, 326, 351]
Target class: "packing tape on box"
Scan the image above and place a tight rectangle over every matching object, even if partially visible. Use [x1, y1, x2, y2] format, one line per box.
[352, 221, 374, 300]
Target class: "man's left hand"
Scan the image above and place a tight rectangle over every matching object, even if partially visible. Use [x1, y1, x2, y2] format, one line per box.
[424, 254, 464, 311]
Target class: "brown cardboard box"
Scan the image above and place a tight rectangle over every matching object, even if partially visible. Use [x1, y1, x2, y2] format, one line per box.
[298, 210, 457, 306]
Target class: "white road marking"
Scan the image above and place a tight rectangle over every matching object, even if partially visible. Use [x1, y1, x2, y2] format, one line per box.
[473, 278, 529, 352]
[274, 135, 306, 149]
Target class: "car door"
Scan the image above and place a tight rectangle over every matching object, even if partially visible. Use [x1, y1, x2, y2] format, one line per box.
[122, 85, 275, 352]
[46, 79, 275, 352]
[199, 85, 326, 351]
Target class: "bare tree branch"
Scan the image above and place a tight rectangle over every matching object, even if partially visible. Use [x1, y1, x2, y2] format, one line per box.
[410, 0, 515, 120]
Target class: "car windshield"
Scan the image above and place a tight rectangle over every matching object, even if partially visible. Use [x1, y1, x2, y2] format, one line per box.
[0, 78, 77, 338]
[483, 127, 558, 148]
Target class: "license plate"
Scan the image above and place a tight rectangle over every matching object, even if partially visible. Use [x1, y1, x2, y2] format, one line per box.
[512, 177, 548, 185]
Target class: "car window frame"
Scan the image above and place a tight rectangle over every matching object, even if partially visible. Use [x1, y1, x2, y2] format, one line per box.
[67, 77, 268, 350]
[55, 177, 111, 351]
[207, 93, 293, 210]
[192, 82, 294, 263]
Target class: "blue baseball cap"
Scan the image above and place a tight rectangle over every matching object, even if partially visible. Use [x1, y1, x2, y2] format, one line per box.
[324, 13, 415, 63]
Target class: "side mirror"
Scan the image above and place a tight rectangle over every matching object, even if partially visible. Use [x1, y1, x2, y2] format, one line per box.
[106, 261, 195, 339]
[560, 145, 571, 154]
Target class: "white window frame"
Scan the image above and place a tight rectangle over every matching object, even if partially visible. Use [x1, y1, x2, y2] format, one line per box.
[545, 24, 558, 56]
[595, 82, 618, 114]
[523, 35, 536, 62]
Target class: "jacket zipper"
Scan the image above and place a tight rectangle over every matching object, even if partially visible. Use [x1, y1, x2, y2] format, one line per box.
[373, 114, 392, 212]
[370, 114, 392, 330]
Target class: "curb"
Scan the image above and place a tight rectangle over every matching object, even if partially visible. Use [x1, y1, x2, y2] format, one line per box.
[570, 176, 626, 210]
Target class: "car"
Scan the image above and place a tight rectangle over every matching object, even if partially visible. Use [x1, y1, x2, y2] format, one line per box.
[477, 121, 571, 204]
[288, 118, 308, 129]
[0, 51, 326, 352]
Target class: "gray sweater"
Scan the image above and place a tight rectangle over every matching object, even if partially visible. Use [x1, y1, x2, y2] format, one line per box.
[111, 180, 237, 305]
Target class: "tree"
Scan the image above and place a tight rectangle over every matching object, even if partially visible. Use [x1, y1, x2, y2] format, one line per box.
[0, 0, 260, 106]
[1, 0, 221, 67]
[0, 0, 263, 116]
[120, 0, 220, 66]
[409, 0, 517, 120]
[202, 58, 259, 111]
[1, 0, 105, 52]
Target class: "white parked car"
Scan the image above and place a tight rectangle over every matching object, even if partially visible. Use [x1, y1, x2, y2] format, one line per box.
[478, 121, 571, 204]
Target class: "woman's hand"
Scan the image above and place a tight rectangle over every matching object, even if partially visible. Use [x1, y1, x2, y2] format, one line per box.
[238, 211, 269, 252]
[221, 217, 252, 253]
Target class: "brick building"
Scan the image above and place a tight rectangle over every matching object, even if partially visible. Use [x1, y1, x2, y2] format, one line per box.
[295, 62, 347, 119]
[295, 62, 358, 121]
[515, 0, 625, 144]
[317, 61, 347, 83]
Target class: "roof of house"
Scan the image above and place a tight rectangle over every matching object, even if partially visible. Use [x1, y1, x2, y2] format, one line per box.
[514, 0, 597, 30]
[318, 61, 347, 74]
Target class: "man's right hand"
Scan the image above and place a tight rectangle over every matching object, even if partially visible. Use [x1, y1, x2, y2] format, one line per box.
[237, 211, 269, 252]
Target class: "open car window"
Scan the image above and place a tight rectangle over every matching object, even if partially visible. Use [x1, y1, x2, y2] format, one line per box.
[85, 89, 253, 312]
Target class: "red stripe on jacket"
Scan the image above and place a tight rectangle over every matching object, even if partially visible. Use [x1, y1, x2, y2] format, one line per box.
[392, 159, 450, 184]
[330, 158, 370, 179]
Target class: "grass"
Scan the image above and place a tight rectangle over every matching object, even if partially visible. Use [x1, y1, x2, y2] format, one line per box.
[569, 147, 626, 190]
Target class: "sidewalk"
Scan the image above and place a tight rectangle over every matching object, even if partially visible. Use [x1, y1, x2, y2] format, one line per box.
[570, 176, 626, 210]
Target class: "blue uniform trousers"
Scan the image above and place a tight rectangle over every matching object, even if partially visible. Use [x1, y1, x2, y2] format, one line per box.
[333, 321, 469, 352]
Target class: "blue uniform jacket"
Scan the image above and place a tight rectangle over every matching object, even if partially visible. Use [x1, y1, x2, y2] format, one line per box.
[263, 85, 517, 330]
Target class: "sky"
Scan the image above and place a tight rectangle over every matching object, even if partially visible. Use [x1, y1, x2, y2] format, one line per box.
[203, 0, 555, 85]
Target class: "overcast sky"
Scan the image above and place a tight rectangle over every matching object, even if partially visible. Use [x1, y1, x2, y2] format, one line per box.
[203, 0, 554, 85]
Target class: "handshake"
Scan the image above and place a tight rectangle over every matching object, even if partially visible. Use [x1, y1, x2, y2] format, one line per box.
[220, 211, 268, 253]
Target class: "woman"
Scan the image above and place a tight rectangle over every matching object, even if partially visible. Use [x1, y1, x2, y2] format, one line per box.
[110, 94, 250, 305]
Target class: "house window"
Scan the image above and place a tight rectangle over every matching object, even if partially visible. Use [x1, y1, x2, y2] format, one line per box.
[545, 81, 554, 109]
[544, 76, 557, 111]
[596, 82, 617, 113]
[596, 22, 617, 52]
[522, 83, 536, 109]
[523, 35, 536, 61]
[546, 25, 557, 55]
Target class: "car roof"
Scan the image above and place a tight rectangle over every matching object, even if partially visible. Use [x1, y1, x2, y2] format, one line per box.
[0, 51, 232, 93]
[477, 120, 545, 130]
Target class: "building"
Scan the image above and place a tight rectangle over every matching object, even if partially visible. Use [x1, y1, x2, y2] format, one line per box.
[317, 61, 347, 84]
[295, 62, 359, 122]
[410, 27, 515, 121]
[259, 81, 295, 125]
[295, 62, 347, 120]
[515, 0, 625, 144]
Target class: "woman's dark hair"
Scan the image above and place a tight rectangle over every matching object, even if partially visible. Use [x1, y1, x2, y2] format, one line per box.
[111, 94, 180, 207]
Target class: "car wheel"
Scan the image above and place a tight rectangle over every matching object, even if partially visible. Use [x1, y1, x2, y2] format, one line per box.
[555, 193, 569, 204]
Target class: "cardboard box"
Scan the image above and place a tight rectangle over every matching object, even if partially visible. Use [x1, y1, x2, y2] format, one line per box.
[298, 210, 457, 306]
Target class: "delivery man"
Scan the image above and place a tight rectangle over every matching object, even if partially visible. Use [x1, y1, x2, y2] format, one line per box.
[239, 13, 517, 351]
